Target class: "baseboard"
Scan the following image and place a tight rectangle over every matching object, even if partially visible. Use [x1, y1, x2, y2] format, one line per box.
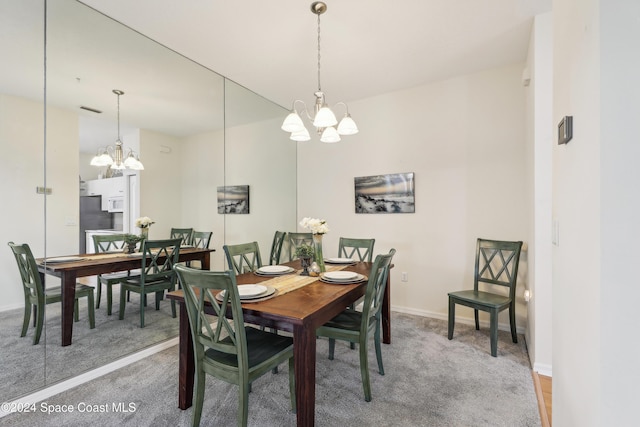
[533, 362, 553, 377]
[0, 337, 178, 418]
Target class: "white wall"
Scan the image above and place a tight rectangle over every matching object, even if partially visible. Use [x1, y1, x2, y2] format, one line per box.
[524, 13, 554, 376]
[297, 63, 530, 333]
[553, 0, 640, 425]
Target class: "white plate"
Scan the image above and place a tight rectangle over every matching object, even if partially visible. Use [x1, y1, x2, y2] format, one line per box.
[325, 257, 354, 264]
[323, 271, 358, 281]
[237, 284, 268, 298]
[217, 286, 276, 301]
[257, 265, 291, 274]
[320, 273, 366, 284]
[43, 256, 85, 263]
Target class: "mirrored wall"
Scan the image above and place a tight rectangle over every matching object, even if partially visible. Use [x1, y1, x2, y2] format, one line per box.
[0, 0, 295, 403]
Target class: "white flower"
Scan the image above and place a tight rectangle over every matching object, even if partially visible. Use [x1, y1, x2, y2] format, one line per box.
[299, 217, 329, 235]
[135, 216, 155, 228]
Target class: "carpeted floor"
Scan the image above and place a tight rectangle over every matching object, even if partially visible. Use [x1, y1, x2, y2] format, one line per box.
[2, 312, 540, 426]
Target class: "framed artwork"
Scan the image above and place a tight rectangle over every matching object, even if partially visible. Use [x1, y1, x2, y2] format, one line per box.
[354, 172, 415, 214]
[217, 185, 250, 214]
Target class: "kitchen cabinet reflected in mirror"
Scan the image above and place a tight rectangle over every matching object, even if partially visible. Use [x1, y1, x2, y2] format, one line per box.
[0, 0, 294, 404]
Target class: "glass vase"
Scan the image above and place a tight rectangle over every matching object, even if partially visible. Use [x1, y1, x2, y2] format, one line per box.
[140, 227, 149, 241]
[312, 234, 326, 272]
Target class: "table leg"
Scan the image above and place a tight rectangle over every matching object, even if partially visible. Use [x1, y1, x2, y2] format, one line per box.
[61, 271, 77, 346]
[293, 324, 316, 427]
[177, 302, 195, 409]
[201, 252, 210, 271]
[382, 274, 391, 344]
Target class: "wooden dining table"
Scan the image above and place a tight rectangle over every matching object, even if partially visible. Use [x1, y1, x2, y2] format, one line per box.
[36, 247, 214, 346]
[167, 261, 392, 427]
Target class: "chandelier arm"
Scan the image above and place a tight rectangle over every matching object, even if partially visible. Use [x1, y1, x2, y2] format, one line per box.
[333, 101, 350, 115]
[292, 100, 314, 122]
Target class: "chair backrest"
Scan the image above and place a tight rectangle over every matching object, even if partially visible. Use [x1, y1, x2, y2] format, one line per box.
[175, 265, 248, 368]
[93, 234, 126, 253]
[192, 231, 213, 249]
[139, 238, 182, 284]
[473, 238, 523, 299]
[360, 249, 396, 330]
[223, 242, 262, 274]
[287, 232, 313, 261]
[8, 242, 44, 302]
[170, 228, 194, 246]
[338, 237, 375, 262]
[269, 231, 286, 265]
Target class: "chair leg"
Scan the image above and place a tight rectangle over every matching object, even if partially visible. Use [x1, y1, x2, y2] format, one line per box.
[509, 304, 518, 343]
[374, 322, 385, 375]
[118, 287, 126, 320]
[288, 356, 296, 413]
[489, 309, 498, 357]
[359, 337, 372, 402]
[96, 280, 102, 309]
[21, 303, 31, 337]
[170, 300, 176, 318]
[239, 380, 250, 427]
[33, 305, 37, 327]
[155, 291, 161, 310]
[34, 304, 44, 345]
[192, 370, 205, 427]
[328, 338, 336, 360]
[74, 299, 79, 322]
[87, 291, 95, 329]
[474, 309, 480, 330]
[447, 298, 455, 340]
[140, 294, 146, 328]
[106, 284, 113, 316]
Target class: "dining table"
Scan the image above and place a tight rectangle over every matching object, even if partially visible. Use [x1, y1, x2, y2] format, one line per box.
[167, 260, 392, 427]
[36, 246, 214, 346]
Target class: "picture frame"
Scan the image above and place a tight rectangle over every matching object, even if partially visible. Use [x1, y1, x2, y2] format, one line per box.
[354, 172, 415, 214]
[217, 185, 250, 214]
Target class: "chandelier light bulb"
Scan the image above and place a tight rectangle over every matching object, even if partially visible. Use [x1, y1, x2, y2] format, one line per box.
[337, 113, 359, 135]
[320, 126, 341, 143]
[281, 111, 305, 132]
[290, 127, 311, 141]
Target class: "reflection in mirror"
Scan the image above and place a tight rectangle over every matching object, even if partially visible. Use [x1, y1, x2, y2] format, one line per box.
[0, 0, 47, 403]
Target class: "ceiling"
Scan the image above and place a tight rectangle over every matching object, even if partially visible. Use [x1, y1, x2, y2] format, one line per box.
[80, 0, 551, 109]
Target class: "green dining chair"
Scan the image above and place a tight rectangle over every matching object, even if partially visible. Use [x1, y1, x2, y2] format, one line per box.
[170, 228, 193, 246]
[175, 265, 295, 427]
[93, 234, 141, 314]
[118, 238, 182, 328]
[338, 237, 375, 262]
[269, 231, 286, 265]
[316, 248, 396, 402]
[448, 238, 523, 357]
[223, 242, 262, 274]
[8, 242, 95, 345]
[286, 232, 312, 261]
[186, 231, 213, 269]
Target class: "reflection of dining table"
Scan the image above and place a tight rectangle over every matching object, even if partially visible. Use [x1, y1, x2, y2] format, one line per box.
[36, 247, 214, 346]
[167, 260, 392, 427]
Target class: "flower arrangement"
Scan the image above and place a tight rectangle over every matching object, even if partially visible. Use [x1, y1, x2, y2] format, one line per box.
[295, 244, 315, 259]
[299, 217, 329, 235]
[135, 216, 155, 228]
[123, 233, 143, 245]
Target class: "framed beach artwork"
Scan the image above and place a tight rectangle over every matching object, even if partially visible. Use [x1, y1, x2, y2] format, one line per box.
[354, 172, 415, 214]
[217, 185, 250, 214]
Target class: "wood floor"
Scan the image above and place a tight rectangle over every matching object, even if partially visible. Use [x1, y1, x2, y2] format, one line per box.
[532, 372, 552, 426]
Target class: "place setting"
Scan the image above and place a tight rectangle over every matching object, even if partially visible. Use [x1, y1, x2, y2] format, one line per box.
[254, 265, 296, 277]
[215, 284, 278, 303]
[324, 257, 356, 265]
[319, 270, 367, 285]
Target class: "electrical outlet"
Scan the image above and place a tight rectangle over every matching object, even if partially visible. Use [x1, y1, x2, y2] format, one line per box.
[401, 272, 408, 282]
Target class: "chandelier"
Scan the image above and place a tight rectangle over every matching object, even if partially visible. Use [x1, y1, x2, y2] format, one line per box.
[90, 89, 144, 170]
[281, 1, 358, 143]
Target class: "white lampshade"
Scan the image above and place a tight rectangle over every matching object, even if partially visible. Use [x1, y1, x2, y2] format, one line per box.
[91, 151, 114, 167]
[124, 152, 138, 169]
[320, 126, 341, 143]
[281, 112, 305, 132]
[290, 127, 311, 142]
[337, 114, 359, 135]
[313, 106, 337, 128]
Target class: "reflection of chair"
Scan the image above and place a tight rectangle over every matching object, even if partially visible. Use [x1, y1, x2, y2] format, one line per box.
[187, 231, 212, 269]
[223, 242, 262, 274]
[93, 234, 140, 314]
[8, 242, 95, 345]
[316, 249, 396, 402]
[338, 237, 375, 262]
[170, 228, 193, 246]
[175, 265, 295, 427]
[269, 231, 286, 265]
[448, 238, 523, 357]
[118, 238, 181, 328]
[286, 232, 312, 261]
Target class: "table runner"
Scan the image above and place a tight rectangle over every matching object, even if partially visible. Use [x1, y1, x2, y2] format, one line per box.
[261, 264, 349, 296]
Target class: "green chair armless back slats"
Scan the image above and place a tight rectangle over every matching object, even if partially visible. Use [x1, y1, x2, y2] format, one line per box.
[223, 242, 262, 274]
[286, 232, 313, 262]
[175, 265, 295, 427]
[187, 231, 213, 269]
[316, 248, 396, 402]
[170, 228, 193, 246]
[447, 238, 523, 357]
[338, 237, 375, 262]
[269, 231, 286, 265]
[8, 242, 95, 345]
[92, 234, 140, 315]
[118, 238, 182, 328]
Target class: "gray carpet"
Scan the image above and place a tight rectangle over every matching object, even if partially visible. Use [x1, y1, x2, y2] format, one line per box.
[2, 312, 540, 426]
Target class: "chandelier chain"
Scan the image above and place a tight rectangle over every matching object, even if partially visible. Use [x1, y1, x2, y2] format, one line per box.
[317, 13, 322, 93]
[116, 92, 121, 141]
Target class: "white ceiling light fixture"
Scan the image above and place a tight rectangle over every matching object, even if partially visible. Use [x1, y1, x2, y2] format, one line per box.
[281, 1, 358, 143]
[90, 89, 144, 170]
